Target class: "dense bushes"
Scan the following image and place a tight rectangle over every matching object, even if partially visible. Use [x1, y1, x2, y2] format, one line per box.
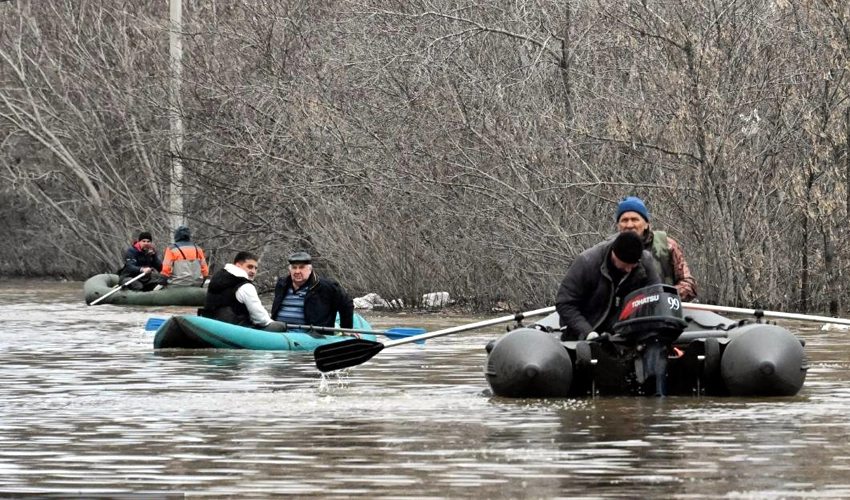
[0, 1, 847, 313]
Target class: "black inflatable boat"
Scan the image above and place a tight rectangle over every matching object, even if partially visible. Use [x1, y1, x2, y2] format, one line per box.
[484, 285, 808, 398]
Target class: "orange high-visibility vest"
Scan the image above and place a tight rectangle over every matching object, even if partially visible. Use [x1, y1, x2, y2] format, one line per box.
[161, 243, 209, 286]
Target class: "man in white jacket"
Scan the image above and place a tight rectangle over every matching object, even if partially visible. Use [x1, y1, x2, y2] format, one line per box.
[201, 251, 287, 331]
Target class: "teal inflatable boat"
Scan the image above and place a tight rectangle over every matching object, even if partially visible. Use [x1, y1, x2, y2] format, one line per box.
[153, 313, 375, 350]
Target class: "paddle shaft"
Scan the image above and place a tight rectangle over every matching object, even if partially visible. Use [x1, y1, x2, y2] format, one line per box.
[313, 306, 556, 372]
[90, 273, 146, 305]
[273, 323, 423, 337]
[383, 306, 557, 348]
[684, 302, 850, 327]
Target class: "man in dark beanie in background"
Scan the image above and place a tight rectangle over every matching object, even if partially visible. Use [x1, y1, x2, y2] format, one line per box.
[555, 231, 661, 341]
[118, 230, 163, 291]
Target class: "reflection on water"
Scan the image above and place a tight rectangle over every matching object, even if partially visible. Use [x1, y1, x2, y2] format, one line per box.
[1, 279, 850, 498]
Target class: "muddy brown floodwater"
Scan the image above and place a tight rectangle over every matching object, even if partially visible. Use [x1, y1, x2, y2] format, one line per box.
[1, 279, 849, 499]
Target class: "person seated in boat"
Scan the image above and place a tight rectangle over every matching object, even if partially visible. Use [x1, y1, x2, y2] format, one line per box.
[200, 251, 287, 331]
[555, 231, 662, 341]
[117, 231, 163, 291]
[616, 196, 698, 302]
[159, 225, 210, 287]
[270, 251, 355, 331]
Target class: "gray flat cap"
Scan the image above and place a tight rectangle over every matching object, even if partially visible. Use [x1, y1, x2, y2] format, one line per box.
[288, 251, 312, 264]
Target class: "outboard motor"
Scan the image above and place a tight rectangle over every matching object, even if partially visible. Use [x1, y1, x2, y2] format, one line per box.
[612, 284, 688, 396]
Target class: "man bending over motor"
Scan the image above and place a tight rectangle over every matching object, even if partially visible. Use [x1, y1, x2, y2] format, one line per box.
[555, 231, 661, 341]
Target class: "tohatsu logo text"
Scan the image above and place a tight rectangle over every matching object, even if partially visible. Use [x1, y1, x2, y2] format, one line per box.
[619, 294, 660, 320]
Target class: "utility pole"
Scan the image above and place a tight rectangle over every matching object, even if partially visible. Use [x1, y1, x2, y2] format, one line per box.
[169, 0, 185, 230]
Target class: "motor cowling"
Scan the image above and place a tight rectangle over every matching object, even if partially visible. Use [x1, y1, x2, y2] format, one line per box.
[612, 284, 687, 344]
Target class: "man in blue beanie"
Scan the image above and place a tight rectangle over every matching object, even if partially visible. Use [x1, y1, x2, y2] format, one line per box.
[616, 196, 698, 301]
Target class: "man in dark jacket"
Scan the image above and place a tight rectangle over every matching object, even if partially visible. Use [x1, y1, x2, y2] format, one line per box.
[270, 251, 354, 330]
[555, 231, 661, 341]
[118, 231, 163, 291]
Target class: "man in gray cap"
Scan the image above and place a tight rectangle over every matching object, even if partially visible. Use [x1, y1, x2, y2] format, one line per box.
[555, 231, 661, 341]
[270, 251, 355, 330]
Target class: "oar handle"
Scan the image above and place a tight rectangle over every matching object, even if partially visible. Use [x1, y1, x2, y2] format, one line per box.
[683, 302, 850, 327]
[90, 272, 146, 305]
[383, 306, 557, 347]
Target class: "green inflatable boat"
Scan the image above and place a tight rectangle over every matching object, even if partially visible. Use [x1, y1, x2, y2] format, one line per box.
[84, 273, 206, 306]
[153, 313, 376, 350]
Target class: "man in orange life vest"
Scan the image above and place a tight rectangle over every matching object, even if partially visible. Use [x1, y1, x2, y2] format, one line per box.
[160, 225, 209, 287]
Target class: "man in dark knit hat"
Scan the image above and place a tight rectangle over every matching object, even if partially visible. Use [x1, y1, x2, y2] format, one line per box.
[118, 230, 163, 291]
[555, 231, 661, 341]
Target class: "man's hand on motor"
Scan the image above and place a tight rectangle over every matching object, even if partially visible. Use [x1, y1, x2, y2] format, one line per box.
[585, 331, 611, 342]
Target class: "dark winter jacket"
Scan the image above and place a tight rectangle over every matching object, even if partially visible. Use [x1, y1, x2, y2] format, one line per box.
[118, 242, 163, 279]
[202, 268, 253, 326]
[555, 237, 661, 340]
[270, 272, 354, 328]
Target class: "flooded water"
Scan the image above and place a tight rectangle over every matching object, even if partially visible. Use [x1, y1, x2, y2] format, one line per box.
[1, 279, 849, 499]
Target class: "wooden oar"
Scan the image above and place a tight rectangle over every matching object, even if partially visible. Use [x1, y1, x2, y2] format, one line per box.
[144, 317, 427, 342]
[89, 273, 146, 305]
[683, 302, 850, 327]
[313, 306, 556, 372]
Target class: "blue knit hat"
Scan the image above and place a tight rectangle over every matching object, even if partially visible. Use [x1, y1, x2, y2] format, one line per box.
[616, 196, 649, 222]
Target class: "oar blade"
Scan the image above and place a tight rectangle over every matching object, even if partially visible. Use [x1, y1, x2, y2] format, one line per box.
[145, 317, 168, 331]
[384, 327, 427, 343]
[314, 338, 385, 372]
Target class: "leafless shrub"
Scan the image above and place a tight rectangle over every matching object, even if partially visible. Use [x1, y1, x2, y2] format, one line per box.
[0, 0, 848, 314]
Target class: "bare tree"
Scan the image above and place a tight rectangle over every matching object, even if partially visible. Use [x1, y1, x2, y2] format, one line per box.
[1, 0, 849, 315]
